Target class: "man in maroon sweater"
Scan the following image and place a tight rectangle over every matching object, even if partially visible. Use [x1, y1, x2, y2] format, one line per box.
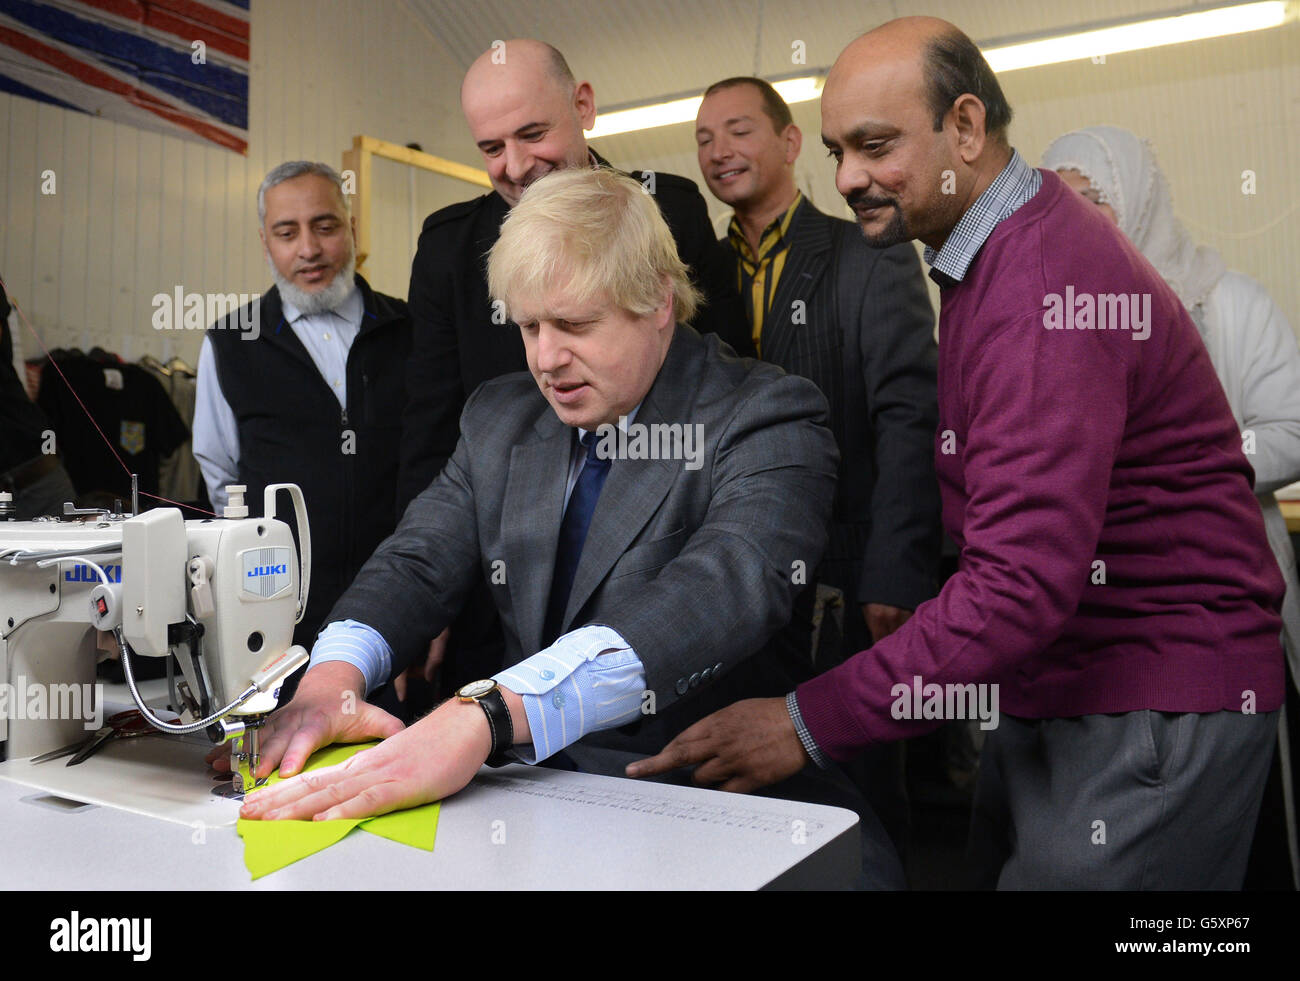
[631, 16, 1284, 889]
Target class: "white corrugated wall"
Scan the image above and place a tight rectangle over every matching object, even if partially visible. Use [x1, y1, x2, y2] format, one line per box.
[3, 0, 1298, 360]
[1, 0, 477, 365]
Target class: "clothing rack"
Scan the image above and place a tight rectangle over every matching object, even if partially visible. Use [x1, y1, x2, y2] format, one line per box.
[25, 346, 202, 510]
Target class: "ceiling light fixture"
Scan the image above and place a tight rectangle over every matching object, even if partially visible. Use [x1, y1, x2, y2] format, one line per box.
[587, 75, 822, 140]
[587, 1, 1292, 140]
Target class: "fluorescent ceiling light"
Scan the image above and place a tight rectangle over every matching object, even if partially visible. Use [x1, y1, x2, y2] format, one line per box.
[588, 2, 1291, 139]
[984, 1, 1290, 72]
[588, 76, 822, 140]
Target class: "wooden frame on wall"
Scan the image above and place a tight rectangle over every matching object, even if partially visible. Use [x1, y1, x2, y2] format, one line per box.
[341, 134, 490, 273]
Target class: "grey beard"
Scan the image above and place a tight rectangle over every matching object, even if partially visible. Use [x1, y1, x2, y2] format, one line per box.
[269, 253, 356, 315]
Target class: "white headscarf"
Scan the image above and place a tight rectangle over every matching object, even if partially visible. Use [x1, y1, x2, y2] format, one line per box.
[1041, 125, 1226, 310]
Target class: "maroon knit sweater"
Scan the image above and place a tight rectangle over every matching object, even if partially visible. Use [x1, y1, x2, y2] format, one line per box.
[797, 169, 1284, 760]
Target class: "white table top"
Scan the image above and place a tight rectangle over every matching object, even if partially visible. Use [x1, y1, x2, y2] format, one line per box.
[0, 721, 860, 890]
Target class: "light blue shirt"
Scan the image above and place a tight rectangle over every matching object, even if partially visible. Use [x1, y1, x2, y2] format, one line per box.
[311, 620, 646, 764]
[310, 410, 649, 763]
[193, 286, 363, 510]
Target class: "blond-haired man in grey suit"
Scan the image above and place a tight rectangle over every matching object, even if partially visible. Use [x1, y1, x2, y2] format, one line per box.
[229, 168, 908, 879]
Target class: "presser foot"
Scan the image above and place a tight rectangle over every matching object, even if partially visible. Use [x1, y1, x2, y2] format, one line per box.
[230, 727, 268, 795]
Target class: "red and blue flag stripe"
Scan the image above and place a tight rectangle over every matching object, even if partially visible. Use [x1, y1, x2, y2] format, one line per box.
[0, 0, 249, 154]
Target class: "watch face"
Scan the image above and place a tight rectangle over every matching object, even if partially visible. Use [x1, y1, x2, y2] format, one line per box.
[458, 679, 496, 700]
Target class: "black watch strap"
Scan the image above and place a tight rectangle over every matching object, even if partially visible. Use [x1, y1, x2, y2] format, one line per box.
[476, 687, 515, 768]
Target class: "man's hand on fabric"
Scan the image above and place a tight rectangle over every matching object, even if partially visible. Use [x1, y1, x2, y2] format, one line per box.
[625, 697, 808, 793]
[864, 602, 912, 643]
[238, 695, 494, 821]
[205, 660, 404, 780]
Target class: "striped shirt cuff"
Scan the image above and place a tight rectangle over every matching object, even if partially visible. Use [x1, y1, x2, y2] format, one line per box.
[307, 619, 393, 697]
[786, 690, 830, 769]
[493, 625, 645, 764]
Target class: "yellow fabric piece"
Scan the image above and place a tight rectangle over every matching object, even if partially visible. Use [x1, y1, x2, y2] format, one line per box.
[238, 815, 364, 880]
[236, 741, 440, 879]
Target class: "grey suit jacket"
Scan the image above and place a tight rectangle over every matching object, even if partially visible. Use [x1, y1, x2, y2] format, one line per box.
[328, 325, 838, 754]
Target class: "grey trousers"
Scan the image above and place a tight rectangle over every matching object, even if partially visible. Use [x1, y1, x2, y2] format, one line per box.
[968, 709, 1278, 889]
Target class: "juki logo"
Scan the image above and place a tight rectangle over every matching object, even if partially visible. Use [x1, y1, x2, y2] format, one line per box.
[241, 547, 292, 599]
[65, 564, 121, 584]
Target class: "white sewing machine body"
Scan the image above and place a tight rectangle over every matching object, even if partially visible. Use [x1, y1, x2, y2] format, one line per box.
[0, 484, 310, 775]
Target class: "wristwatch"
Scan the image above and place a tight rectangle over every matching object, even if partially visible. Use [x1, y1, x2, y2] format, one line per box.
[457, 679, 514, 768]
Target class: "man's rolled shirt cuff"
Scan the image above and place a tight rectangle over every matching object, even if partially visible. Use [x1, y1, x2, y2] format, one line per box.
[786, 691, 830, 769]
[308, 619, 393, 697]
[794, 669, 872, 763]
[493, 625, 645, 764]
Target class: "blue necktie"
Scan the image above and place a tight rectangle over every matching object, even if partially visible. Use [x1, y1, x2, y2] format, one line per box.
[542, 431, 612, 647]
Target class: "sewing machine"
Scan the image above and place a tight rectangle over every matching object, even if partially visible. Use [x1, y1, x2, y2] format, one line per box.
[0, 483, 310, 792]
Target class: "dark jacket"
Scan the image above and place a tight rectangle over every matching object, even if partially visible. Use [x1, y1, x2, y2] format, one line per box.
[723, 198, 942, 654]
[205, 275, 410, 647]
[396, 152, 751, 510]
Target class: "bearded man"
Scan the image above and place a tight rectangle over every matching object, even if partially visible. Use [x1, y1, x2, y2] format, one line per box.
[194, 160, 412, 661]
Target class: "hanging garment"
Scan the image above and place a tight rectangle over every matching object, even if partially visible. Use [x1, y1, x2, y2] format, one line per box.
[141, 357, 202, 503]
[36, 351, 189, 499]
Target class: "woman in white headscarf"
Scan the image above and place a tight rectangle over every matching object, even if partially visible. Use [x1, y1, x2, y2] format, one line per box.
[1044, 125, 1300, 686]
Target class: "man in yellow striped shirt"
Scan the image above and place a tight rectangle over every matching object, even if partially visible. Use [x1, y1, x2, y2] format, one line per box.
[696, 76, 942, 854]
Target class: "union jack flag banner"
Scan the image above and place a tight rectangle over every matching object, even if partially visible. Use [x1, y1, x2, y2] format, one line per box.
[0, 0, 249, 154]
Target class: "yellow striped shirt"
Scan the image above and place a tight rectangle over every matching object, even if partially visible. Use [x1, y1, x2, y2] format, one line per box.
[727, 192, 802, 357]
